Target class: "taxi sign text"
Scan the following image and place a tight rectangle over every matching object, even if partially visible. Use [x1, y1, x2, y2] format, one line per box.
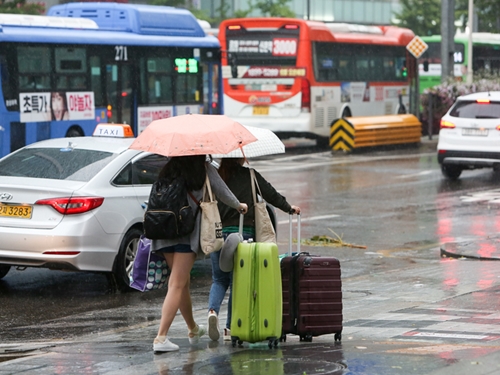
[93, 124, 134, 138]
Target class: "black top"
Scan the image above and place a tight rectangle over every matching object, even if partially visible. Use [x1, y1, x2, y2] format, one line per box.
[217, 165, 292, 228]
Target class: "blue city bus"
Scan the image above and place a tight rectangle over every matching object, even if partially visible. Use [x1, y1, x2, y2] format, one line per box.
[0, 3, 222, 157]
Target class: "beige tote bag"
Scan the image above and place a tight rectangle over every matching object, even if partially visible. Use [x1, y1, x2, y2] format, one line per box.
[250, 169, 277, 243]
[199, 175, 224, 254]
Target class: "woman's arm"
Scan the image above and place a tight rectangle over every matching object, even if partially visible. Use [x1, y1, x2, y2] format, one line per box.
[254, 169, 293, 213]
[207, 163, 247, 213]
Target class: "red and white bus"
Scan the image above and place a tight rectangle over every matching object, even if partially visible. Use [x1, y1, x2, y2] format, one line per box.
[219, 18, 415, 144]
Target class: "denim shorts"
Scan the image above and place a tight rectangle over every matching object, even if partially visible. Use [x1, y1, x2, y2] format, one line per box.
[156, 244, 192, 253]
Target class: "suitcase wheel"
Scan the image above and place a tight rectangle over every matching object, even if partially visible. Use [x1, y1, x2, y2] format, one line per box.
[268, 339, 279, 349]
[279, 334, 287, 342]
[231, 338, 243, 347]
[300, 334, 313, 342]
[334, 332, 342, 342]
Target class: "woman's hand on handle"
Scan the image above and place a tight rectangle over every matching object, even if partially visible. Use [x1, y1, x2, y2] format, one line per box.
[289, 205, 301, 215]
[238, 203, 248, 215]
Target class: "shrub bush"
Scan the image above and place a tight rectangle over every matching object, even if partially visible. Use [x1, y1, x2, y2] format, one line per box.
[421, 74, 500, 134]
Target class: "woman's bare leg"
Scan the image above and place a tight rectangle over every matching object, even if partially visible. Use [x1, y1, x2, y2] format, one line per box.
[157, 252, 196, 337]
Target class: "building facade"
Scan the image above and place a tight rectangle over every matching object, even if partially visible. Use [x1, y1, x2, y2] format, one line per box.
[200, 0, 402, 25]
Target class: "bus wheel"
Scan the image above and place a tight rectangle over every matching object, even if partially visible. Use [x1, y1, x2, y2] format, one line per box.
[341, 108, 352, 118]
[65, 126, 84, 137]
[316, 137, 330, 149]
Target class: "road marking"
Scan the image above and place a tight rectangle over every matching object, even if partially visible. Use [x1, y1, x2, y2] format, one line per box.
[277, 214, 340, 225]
[254, 152, 436, 172]
[403, 331, 499, 341]
[395, 170, 435, 178]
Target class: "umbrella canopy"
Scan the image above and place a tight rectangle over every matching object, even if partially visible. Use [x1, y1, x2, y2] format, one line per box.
[211, 125, 285, 158]
[129, 114, 257, 157]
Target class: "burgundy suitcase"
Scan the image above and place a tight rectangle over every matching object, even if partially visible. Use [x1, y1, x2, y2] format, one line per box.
[280, 214, 343, 342]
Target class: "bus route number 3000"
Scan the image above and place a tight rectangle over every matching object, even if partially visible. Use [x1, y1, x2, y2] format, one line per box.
[272, 39, 297, 56]
[0, 204, 32, 219]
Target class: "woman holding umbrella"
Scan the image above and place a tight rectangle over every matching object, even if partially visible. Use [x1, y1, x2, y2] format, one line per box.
[129, 114, 257, 353]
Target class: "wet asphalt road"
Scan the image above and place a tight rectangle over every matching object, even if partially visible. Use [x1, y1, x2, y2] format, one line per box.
[2, 137, 500, 374]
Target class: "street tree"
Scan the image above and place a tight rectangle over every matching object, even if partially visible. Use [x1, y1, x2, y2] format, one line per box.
[392, 0, 441, 36]
[395, 0, 500, 35]
[253, 0, 295, 17]
[0, 0, 44, 14]
[149, 0, 185, 6]
[462, 0, 500, 32]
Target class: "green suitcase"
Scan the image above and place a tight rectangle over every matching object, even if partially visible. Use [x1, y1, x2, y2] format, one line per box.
[230, 241, 282, 348]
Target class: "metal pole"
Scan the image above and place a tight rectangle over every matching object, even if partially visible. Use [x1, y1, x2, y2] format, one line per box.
[466, 0, 474, 84]
[307, 0, 310, 20]
[428, 93, 433, 140]
[441, 0, 450, 82]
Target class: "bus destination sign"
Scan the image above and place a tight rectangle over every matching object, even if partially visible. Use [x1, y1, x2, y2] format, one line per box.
[228, 39, 298, 56]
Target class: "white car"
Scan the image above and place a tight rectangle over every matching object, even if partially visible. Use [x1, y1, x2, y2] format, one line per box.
[437, 91, 500, 180]
[0, 124, 168, 290]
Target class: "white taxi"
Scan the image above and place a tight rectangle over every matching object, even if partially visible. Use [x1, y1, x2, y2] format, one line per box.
[0, 124, 168, 290]
[438, 91, 500, 180]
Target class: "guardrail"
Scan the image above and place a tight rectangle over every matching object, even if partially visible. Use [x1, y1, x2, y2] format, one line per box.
[329, 114, 422, 152]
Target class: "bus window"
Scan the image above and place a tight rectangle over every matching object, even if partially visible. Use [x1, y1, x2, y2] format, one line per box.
[0, 55, 14, 109]
[90, 56, 103, 106]
[140, 56, 173, 104]
[176, 62, 201, 104]
[55, 47, 87, 90]
[18, 46, 51, 90]
[356, 56, 370, 81]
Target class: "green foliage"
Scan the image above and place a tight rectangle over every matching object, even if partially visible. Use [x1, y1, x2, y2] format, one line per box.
[392, 0, 441, 36]
[253, 0, 295, 18]
[233, 9, 252, 18]
[148, 0, 186, 6]
[421, 73, 500, 129]
[472, 0, 500, 32]
[395, 0, 500, 35]
[0, 0, 44, 15]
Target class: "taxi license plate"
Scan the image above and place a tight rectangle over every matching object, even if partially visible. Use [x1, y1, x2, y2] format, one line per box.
[462, 128, 488, 136]
[253, 106, 269, 115]
[0, 204, 33, 219]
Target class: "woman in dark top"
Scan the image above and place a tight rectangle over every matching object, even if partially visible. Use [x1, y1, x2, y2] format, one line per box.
[207, 157, 300, 341]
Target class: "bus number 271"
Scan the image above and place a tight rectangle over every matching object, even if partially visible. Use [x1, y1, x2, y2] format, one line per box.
[115, 46, 128, 61]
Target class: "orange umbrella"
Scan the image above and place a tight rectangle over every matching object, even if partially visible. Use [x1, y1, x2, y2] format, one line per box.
[129, 114, 257, 157]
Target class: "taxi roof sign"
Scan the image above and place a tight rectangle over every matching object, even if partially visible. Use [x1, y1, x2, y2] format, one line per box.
[93, 124, 134, 138]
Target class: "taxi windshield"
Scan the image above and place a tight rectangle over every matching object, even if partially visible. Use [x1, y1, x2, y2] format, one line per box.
[0, 148, 117, 181]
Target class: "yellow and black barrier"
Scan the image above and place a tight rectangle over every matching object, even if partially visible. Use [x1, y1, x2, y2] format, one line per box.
[329, 114, 422, 152]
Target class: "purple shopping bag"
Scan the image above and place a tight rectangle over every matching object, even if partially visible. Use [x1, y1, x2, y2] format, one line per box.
[130, 236, 168, 292]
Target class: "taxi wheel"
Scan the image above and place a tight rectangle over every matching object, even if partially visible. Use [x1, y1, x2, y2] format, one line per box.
[114, 227, 142, 291]
[0, 264, 11, 279]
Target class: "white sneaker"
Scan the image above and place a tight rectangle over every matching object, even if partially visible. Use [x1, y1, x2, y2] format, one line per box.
[153, 337, 179, 353]
[188, 324, 206, 344]
[223, 328, 231, 341]
[208, 309, 220, 341]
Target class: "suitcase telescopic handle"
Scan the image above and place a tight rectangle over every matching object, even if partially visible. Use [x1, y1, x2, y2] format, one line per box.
[288, 212, 301, 256]
[239, 212, 244, 237]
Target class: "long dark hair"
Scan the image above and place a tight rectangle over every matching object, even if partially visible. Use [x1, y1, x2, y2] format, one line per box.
[158, 155, 206, 191]
[218, 158, 242, 183]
